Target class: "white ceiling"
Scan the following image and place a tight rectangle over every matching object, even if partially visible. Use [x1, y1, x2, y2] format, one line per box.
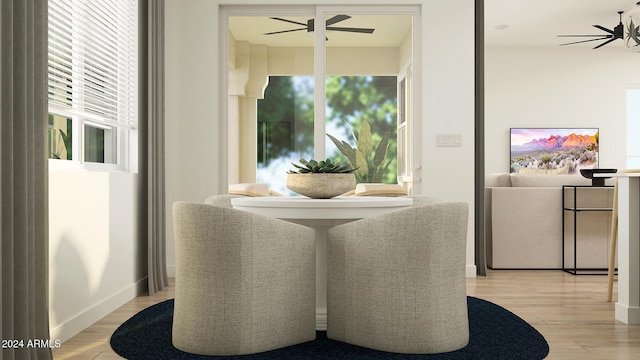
[485, 0, 637, 48]
[228, 1, 638, 49]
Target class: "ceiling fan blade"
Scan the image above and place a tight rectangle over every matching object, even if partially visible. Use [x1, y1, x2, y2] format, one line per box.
[326, 15, 350, 26]
[557, 11, 625, 49]
[559, 37, 609, 46]
[263, 27, 307, 35]
[593, 37, 618, 49]
[326, 26, 375, 34]
[269, 17, 307, 27]
[593, 25, 615, 35]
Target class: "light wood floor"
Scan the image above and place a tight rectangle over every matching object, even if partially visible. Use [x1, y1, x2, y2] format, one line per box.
[53, 270, 640, 359]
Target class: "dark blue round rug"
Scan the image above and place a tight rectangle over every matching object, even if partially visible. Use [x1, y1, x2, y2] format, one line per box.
[110, 296, 549, 359]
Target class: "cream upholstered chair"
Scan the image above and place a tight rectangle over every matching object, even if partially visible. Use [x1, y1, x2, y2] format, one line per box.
[327, 202, 469, 354]
[172, 202, 316, 355]
[607, 169, 640, 302]
[204, 194, 243, 208]
[204, 190, 278, 209]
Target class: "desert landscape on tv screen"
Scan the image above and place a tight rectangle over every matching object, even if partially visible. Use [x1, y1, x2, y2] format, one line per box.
[510, 128, 599, 174]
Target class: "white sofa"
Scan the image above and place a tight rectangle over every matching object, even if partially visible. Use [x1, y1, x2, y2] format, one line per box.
[485, 173, 614, 270]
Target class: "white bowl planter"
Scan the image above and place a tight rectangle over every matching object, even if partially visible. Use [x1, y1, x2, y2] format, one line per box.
[286, 173, 356, 199]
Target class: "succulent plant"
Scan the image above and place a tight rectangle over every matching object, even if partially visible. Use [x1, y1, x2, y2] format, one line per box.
[288, 158, 356, 174]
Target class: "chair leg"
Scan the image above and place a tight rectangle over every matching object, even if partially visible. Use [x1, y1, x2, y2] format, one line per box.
[607, 183, 618, 303]
[607, 223, 617, 302]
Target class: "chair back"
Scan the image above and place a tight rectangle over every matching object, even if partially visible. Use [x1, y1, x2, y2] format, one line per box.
[172, 201, 316, 355]
[327, 202, 469, 354]
[204, 194, 243, 208]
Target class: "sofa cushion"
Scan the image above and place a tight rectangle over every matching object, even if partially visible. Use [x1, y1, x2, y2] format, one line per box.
[509, 174, 592, 187]
[490, 187, 563, 268]
[515, 166, 570, 175]
[485, 173, 512, 187]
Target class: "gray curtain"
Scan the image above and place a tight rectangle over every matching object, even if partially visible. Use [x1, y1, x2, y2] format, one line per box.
[475, 0, 487, 276]
[146, 0, 168, 295]
[1, 0, 53, 359]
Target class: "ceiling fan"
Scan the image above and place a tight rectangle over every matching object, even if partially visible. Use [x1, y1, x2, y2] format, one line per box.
[263, 15, 375, 39]
[558, 11, 624, 49]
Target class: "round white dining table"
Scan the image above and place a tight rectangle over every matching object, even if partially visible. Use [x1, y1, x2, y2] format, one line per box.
[231, 196, 413, 330]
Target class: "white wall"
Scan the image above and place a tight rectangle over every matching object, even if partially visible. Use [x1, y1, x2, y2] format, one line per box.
[485, 46, 640, 174]
[165, 0, 477, 276]
[49, 170, 146, 342]
[165, 0, 222, 277]
[421, 1, 475, 276]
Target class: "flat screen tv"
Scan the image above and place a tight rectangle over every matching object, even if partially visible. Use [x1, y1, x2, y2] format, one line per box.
[510, 128, 599, 174]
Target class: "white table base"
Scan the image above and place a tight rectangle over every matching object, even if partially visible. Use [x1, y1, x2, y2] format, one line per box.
[287, 219, 353, 331]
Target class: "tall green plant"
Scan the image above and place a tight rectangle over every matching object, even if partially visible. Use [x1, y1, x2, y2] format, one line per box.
[327, 120, 392, 183]
[49, 114, 73, 160]
[49, 128, 72, 160]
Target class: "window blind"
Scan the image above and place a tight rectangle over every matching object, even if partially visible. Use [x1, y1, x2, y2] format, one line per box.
[48, 0, 137, 127]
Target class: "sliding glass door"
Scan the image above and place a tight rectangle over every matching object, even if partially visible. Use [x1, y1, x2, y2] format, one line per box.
[224, 5, 418, 194]
[257, 75, 314, 192]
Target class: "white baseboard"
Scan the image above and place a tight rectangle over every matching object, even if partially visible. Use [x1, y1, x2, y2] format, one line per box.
[466, 264, 477, 278]
[51, 277, 147, 343]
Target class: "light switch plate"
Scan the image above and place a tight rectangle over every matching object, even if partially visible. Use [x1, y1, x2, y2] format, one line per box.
[436, 134, 462, 147]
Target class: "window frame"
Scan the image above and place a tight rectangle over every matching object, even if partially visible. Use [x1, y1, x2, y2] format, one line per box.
[47, 0, 139, 172]
[221, 4, 421, 190]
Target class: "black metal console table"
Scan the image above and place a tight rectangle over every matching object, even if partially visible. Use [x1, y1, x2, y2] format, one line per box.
[562, 185, 613, 275]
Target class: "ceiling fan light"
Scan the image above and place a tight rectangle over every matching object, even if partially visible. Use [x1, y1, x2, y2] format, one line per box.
[623, 1, 640, 52]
